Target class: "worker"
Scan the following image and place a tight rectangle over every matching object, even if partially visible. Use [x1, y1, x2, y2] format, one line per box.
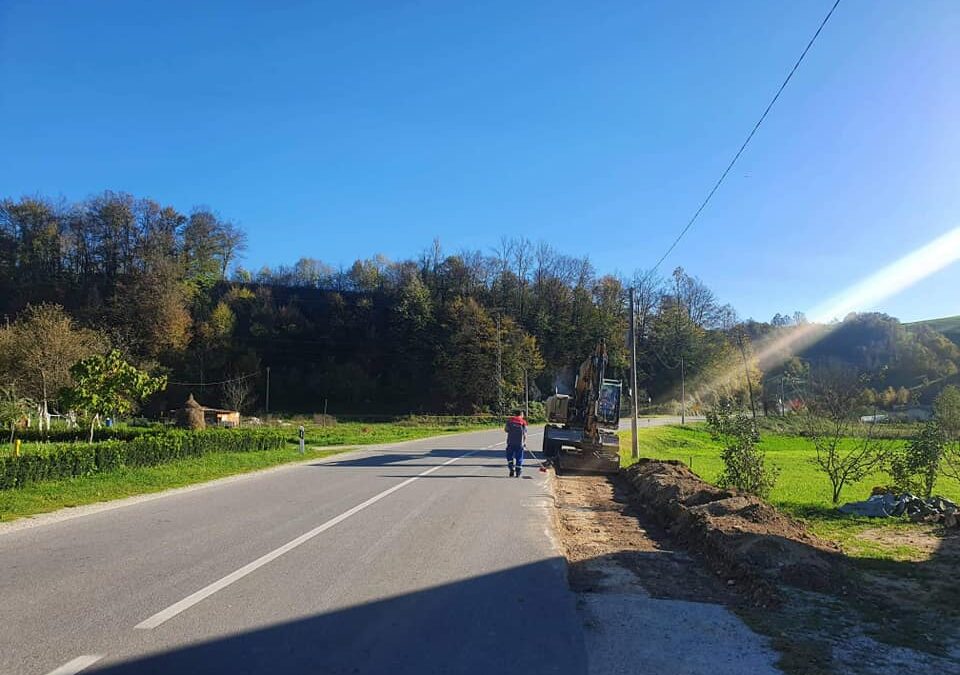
[504, 409, 527, 477]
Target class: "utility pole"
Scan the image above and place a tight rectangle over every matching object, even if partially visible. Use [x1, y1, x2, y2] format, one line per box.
[524, 369, 529, 419]
[680, 355, 686, 425]
[629, 287, 640, 460]
[780, 374, 786, 416]
[265, 366, 271, 414]
[736, 328, 757, 420]
[495, 313, 503, 419]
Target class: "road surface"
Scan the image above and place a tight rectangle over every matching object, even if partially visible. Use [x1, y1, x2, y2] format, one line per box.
[0, 427, 586, 675]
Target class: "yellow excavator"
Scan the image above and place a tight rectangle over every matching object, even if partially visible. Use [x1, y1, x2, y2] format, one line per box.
[542, 340, 621, 474]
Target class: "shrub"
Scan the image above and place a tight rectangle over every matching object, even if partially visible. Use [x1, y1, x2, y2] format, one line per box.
[13, 426, 161, 443]
[889, 420, 946, 498]
[0, 429, 287, 490]
[706, 399, 778, 499]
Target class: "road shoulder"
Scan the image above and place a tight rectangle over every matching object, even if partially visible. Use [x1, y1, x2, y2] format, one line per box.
[550, 472, 781, 674]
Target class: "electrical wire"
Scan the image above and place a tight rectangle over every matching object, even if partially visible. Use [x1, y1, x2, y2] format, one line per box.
[646, 0, 842, 277]
[168, 371, 261, 387]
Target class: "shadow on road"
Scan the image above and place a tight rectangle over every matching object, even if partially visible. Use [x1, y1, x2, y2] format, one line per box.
[88, 558, 585, 675]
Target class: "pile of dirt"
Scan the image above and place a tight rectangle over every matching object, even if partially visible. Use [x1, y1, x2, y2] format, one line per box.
[622, 459, 846, 605]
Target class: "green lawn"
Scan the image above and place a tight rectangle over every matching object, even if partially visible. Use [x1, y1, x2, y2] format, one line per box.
[620, 424, 960, 561]
[1, 421, 490, 523]
[297, 420, 498, 447]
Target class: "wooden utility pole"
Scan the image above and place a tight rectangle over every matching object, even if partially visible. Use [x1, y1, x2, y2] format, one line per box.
[265, 366, 271, 414]
[524, 369, 529, 419]
[736, 329, 757, 420]
[495, 314, 503, 418]
[680, 355, 686, 425]
[629, 287, 640, 460]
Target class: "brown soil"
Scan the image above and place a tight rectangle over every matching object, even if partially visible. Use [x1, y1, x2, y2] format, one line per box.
[552, 472, 736, 603]
[858, 525, 944, 558]
[622, 460, 848, 605]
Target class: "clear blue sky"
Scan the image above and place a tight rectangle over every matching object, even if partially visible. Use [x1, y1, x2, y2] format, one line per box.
[2, 1, 958, 323]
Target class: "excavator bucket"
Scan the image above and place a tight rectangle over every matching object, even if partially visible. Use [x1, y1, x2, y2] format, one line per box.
[555, 447, 620, 474]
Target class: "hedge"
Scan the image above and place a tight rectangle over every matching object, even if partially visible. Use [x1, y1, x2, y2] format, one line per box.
[0, 428, 288, 490]
[13, 426, 164, 443]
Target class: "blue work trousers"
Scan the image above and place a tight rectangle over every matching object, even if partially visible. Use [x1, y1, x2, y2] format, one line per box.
[505, 445, 524, 467]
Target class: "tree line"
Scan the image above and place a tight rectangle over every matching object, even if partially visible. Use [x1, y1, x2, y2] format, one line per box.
[2, 192, 959, 417]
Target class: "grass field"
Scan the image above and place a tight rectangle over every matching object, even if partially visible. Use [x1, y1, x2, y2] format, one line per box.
[1, 421, 487, 523]
[297, 420, 498, 448]
[620, 423, 960, 561]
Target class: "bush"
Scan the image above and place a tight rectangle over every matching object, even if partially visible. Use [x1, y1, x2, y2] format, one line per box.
[13, 425, 162, 444]
[889, 420, 946, 498]
[0, 429, 287, 490]
[706, 399, 778, 499]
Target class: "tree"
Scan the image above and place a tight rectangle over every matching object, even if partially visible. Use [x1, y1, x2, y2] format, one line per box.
[0, 386, 32, 444]
[889, 420, 945, 498]
[806, 366, 889, 504]
[0, 304, 105, 429]
[221, 374, 256, 413]
[936, 386, 960, 482]
[62, 350, 167, 441]
[706, 398, 778, 498]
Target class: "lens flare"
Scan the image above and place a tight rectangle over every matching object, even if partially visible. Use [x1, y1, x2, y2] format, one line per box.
[807, 227, 960, 325]
[693, 226, 960, 401]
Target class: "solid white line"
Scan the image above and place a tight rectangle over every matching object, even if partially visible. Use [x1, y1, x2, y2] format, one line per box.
[45, 655, 103, 675]
[135, 450, 477, 630]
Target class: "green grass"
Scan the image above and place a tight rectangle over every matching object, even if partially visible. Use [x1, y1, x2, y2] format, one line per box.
[0, 445, 351, 522]
[297, 420, 497, 447]
[1, 421, 491, 523]
[620, 424, 960, 560]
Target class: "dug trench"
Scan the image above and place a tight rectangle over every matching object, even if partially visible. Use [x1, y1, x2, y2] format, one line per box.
[551, 460, 960, 675]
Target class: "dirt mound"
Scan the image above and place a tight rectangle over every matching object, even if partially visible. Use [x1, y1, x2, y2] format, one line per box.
[623, 459, 846, 605]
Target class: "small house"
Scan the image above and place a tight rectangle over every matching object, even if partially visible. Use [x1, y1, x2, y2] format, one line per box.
[200, 406, 241, 428]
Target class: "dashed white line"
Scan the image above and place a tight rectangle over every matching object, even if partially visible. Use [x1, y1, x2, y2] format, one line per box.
[44, 655, 103, 675]
[135, 449, 477, 629]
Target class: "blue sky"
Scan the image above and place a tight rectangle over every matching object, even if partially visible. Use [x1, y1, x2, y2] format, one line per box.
[2, 0, 958, 323]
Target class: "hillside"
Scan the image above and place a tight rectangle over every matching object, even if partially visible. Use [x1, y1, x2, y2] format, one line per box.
[909, 315, 960, 345]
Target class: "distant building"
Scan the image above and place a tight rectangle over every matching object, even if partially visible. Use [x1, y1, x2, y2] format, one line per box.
[199, 406, 241, 428]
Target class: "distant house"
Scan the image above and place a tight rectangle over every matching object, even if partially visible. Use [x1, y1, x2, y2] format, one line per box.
[199, 406, 241, 428]
[898, 407, 933, 422]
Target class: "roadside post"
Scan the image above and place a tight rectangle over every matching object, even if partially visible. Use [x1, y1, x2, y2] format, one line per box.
[14, 439, 21, 457]
[298, 425, 305, 455]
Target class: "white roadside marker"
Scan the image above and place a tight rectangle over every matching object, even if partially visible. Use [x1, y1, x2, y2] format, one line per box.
[45, 655, 103, 675]
[135, 450, 477, 629]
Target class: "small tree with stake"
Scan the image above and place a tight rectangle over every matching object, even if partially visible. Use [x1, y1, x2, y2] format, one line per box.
[806, 365, 889, 505]
[0, 386, 32, 444]
[62, 350, 167, 442]
[889, 420, 946, 498]
[706, 397, 778, 499]
[936, 385, 960, 483]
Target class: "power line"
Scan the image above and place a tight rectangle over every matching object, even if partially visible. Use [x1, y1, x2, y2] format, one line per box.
[647, 0, 842, 276]
[168, 371, 261, 387]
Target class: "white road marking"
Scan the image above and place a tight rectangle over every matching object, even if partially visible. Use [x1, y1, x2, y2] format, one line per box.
[135, 449, 478, 629]
[45, 655, 103, 675]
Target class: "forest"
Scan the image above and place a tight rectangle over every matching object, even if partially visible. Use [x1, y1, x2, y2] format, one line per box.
[2, 192, 959, 416]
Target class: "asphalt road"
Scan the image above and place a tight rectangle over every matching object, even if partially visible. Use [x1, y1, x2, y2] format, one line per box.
[0, 428, 586, 675]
